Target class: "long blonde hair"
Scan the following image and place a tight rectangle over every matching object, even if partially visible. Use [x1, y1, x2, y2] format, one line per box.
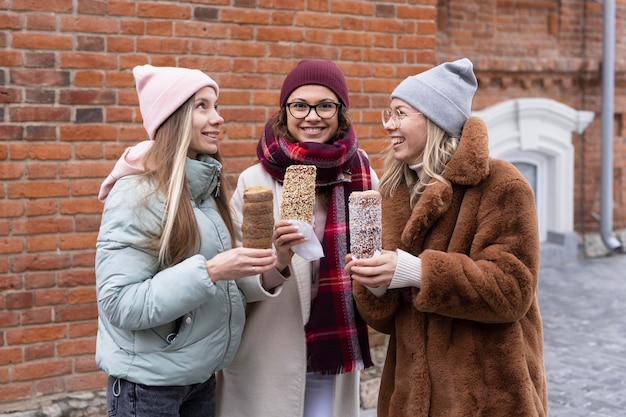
[142, 95, 234, 268]
[379, 119, 459, 208]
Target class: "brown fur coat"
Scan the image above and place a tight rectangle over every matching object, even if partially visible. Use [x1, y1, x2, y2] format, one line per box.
[353, 117, 548, 417]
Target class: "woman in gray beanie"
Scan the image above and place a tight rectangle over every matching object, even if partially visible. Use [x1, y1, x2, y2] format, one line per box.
[346, 58, 548, 417]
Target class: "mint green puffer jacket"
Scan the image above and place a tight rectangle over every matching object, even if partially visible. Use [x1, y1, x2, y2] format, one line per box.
[95, 156, 245, 386]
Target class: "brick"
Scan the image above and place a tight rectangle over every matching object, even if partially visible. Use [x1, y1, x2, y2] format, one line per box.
[58, 269, 96, 287]
[77, 36, 105, 52]
[24, 51, 56, 68]
[24, 272, 56, 289]
[59, 52, 117, 69]
[11, 33, 73, 50]
[69, 322, 98, 338]
[11, 0, 72, 12]
[146, 20, 173, 36]
[68, 287, 96, 304]
[5, 291, 33, 309]
[54, 304, 98, 322]
[10, 106, 71, 122]
[58, 338, 96, 356]
[10, 143, 71, 160]
[66, 372, 107, 391]
[26, 163, 58, 180]
[59, 15, 118, 33]
[6, 325, 66, 345]
[25, 88, 55, 104]
[33, 377, 65, 397]
[59, 124, 118, 141]
[58, 233, 97, 250]
[12, 359, 72, 381]
[60, 89, 116, 105]
[10, 253, 72, 273]
[74, 355, 100, 373]
[0, 161, 22, 179]
[11, 217, 73, 235]
[0, 124, 23, 140]
[71, 182, 103, 198]
[0, 311, 20, 328]
[22, 307, 53, 325]
[25, 13, 56, 31]
[0, 347, 22, 365]
[0, 275, 22, 291]
[0, 87, 21, 103]
[0, 382, 31, 402]
[107, 0, 136, 16]
[34, 288, 67, 306]
[137, 2, 191, 19]
[24, 343, 56, 362]
[24, 125, 58, 141]
[194, 7, 219, 21]
[70, 251, 97, 268]
[8, 182, 70, 199]
[0, 238, 24, 255]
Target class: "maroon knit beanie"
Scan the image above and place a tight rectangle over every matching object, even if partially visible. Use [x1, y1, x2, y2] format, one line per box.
[279, 60, 350, 108]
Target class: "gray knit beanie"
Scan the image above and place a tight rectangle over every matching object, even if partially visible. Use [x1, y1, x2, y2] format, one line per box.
[391, 58, 477, 138]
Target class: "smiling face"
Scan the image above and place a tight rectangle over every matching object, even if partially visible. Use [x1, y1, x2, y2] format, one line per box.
[285, 85, 340, 144]
[384, 98, 428, 165]
[187, 86, 224, 158]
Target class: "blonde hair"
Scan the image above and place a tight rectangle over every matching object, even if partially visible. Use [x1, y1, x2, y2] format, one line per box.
[142, 95, 234, 268]
[379, 119, 459, 208]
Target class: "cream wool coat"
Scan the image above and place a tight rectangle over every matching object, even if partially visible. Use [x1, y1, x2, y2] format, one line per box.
[217, 163, 377, 417]
[354, 118, 548, 417]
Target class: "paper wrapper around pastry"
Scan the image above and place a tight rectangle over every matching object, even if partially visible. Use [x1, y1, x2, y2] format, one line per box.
[349, 190, 382, 259]
[242, 186, 274, 249]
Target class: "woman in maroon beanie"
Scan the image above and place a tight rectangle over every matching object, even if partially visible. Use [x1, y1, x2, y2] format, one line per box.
[217, 60, 378, 417]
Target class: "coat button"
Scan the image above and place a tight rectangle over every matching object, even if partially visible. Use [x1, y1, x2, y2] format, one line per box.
[185, 316, 192, 324]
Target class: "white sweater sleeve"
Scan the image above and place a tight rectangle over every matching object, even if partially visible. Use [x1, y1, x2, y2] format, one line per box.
[364, 249, 422, 297]
[389, 249, 422, 289]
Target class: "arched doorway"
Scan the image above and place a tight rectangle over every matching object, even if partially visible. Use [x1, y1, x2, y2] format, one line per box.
[472, 98, 594, 263]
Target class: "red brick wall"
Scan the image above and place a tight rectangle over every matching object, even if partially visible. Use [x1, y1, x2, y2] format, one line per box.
[1, 0, 625, 412]
[0, 0, 439, 411]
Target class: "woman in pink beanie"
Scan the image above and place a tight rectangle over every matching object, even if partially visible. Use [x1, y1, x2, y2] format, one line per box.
[95, 65, 277, 417]
[346, 59, 547, 417]
[217, 60, 378, 417]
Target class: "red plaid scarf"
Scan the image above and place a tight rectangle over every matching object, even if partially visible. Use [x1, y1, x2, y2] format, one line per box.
[258, 118, 374, 374]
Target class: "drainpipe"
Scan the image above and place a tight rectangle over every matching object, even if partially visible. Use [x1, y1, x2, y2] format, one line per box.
[600, 0, 622, 252]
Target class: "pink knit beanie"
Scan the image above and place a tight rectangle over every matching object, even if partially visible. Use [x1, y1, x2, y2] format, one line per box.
[133, 65, 219, 140]
[279, 60, 350, 108]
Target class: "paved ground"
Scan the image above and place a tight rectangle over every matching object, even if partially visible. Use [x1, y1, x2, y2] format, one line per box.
[360, 253, 626, 417]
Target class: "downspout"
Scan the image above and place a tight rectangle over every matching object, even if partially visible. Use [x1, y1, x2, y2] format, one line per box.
[600, 0, 622, 252]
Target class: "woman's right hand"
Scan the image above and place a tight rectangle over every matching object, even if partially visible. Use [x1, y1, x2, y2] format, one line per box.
[206, 247, 276, 282]
[273, 219, 306, 271]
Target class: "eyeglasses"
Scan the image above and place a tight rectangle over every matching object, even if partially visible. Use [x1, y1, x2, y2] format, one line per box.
[381, 109, 423, 128]
[286, 102, 342, 120]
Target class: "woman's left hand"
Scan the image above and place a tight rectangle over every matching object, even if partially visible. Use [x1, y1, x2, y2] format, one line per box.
[345, 250, 397, 288]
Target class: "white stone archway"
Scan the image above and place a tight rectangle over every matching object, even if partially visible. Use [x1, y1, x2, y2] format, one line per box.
[472, 98, 594, 249]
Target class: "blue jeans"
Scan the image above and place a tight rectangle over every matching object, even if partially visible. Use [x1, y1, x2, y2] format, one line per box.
[106, 375, 216, 417]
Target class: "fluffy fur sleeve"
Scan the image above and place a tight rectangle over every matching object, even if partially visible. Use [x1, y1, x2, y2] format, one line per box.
[352, 281, 400, 334]
[415, 159, 540, 323]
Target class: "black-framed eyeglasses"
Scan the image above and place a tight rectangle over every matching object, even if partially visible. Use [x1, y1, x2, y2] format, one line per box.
[381, 108, 423, 128]
[286, 102, 342, 120]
